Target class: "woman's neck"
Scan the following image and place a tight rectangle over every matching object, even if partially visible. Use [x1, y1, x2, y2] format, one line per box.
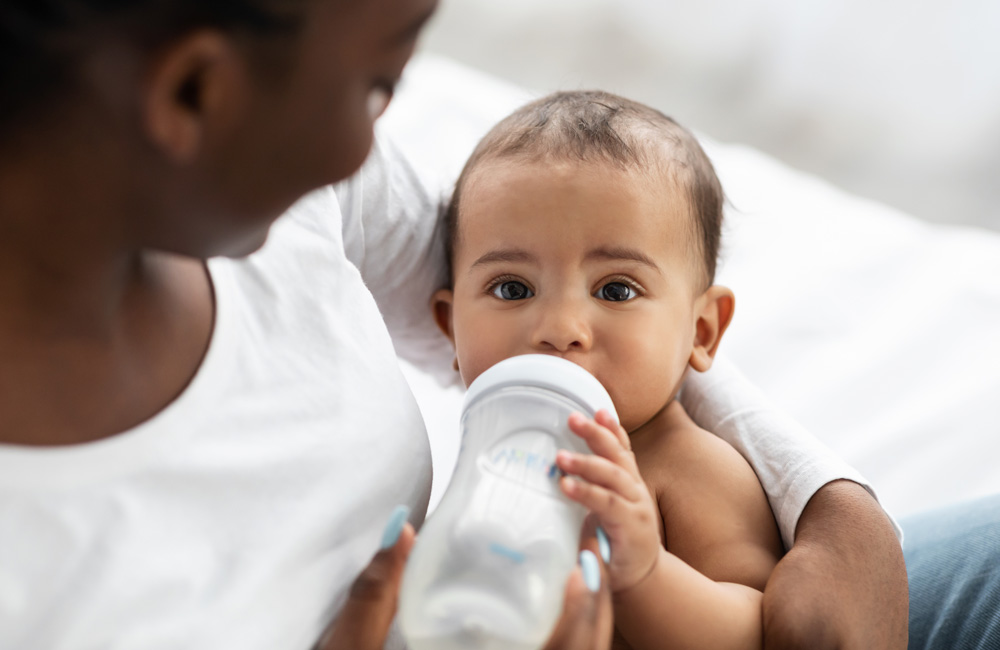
[0, 148, 138, 335]
[0, 160, 215, 447]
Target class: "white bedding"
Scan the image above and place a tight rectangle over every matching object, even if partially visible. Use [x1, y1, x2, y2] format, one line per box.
[383, 54, 1000, 520]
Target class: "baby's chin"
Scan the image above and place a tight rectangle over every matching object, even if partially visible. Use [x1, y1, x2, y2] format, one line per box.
[613, 394, 681, 436]
[620, 413, 656, 436]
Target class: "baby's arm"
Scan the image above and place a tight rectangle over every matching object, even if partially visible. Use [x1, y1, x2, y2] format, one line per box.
[556, 405, 782, 650]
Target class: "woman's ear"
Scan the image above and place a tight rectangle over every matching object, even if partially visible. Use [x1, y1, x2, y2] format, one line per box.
[689, 285, 735, 373]
[431, 288, 456, 344]
[143, 30, 249, 163]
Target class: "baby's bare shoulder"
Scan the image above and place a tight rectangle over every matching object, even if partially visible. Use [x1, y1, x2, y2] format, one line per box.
[633, 401, 783, 587]
[633, 401, 751, 493]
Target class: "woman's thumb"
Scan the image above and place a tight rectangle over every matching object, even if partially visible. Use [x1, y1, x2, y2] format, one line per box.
[318, 505, 416, 650]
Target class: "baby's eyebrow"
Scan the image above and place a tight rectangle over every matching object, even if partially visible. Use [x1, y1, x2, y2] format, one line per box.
[471, 249, 536, 267]
[585, 246, 661, 272]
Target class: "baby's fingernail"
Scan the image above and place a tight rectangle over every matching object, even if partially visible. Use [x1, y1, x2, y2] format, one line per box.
[600, 410, 619, 427]
[596, 526, 611, 563]
[580, 550, 601, 592]
[380, 504, 410, 549]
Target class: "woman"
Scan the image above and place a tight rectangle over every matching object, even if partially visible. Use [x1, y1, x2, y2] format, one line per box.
[1, 1, 975, 648]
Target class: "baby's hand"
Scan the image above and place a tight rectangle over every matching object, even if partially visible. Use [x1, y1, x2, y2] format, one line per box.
[556, 410, 661, 594]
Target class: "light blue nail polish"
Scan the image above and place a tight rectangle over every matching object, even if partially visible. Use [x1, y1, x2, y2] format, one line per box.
[380, 504, 410, 550]
[580, 550, 600, 593]
[596, 526, 611, 564]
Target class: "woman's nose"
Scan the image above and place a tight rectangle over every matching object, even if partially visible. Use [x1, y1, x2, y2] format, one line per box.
[531, 301, 593, 353]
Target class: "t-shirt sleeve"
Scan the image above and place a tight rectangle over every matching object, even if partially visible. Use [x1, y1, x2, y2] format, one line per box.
[678, 355, 904, 549]
[335, 128, 456, 383]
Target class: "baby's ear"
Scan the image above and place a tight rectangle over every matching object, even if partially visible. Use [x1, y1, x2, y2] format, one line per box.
[431, 288, 456, 345]
[689, 286, 735, 373]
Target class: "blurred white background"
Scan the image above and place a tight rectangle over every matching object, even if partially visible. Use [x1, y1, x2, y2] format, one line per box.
[419, 0, 1000, 231]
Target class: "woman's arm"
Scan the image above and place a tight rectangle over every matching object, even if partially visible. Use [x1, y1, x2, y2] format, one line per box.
[334, 131, 456, 382]
[761, 480, 907, 649]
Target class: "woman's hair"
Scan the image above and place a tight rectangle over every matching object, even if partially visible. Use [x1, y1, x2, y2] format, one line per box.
[445, 90, 725, 288]
[0, 0, 300, 139]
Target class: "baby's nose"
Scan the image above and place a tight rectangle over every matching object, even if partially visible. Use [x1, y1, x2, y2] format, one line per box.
[531, 304, 592, 353]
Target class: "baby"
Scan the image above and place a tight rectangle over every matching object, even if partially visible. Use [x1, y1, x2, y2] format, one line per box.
[431, 90, 784, 649]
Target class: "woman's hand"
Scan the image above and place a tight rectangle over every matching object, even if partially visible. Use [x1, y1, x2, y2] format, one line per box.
[543, 547, 615, 650]
[316, 517, 416, 650]
[556, 409, 662, 593]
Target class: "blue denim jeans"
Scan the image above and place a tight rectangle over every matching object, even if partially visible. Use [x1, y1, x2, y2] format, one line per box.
[902, 493, 1000, 650]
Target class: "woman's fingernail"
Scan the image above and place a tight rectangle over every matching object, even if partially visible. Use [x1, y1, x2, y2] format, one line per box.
[580, 550, 601, 592]
[380, 504, 411, 550]
[596, 526, 611, 563]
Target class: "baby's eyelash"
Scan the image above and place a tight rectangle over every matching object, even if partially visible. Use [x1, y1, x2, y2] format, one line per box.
[484, 274, 531, 295]
[602, 275, 646, 295]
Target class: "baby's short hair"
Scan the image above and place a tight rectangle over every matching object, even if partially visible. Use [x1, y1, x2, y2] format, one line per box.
[446, 90, 724, 287]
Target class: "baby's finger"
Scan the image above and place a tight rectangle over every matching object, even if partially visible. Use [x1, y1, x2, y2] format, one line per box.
[559, 475, 635, 525]
[556, 450, 644, 502]
[568, 413, 636, 468]
[595, 409, 630, 450]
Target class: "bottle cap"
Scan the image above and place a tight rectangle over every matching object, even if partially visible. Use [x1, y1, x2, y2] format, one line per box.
[463, 354, 617, 419]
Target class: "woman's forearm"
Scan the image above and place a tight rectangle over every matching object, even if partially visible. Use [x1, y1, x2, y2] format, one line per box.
[761, 480, 908, 649]
[613, 548, 763, 650]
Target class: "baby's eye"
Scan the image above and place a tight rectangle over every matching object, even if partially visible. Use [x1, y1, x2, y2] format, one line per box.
[492, 280, 534, 301]
[597, 282, 637, 302]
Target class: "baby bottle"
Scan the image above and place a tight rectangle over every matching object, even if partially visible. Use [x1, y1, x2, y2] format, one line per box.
[398, 354, 617, 650]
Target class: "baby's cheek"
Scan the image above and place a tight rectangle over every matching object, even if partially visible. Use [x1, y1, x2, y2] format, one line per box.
[456, 343, 507, 388]
[455, 349, 487, 387]
[604, 381, 655, 433]
[610, 362, 685, 433]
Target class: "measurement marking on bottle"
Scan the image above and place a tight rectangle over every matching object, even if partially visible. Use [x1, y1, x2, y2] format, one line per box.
[489, 542, 526, 564]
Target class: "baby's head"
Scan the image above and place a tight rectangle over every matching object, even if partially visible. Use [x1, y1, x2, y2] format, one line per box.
[433, 90, 734, 433]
